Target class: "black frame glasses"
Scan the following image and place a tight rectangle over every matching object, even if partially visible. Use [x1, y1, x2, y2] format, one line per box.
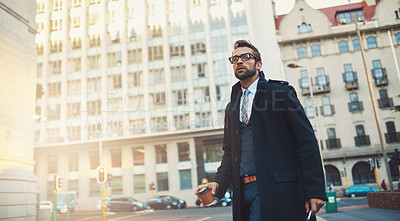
[228, 53, 256, 64]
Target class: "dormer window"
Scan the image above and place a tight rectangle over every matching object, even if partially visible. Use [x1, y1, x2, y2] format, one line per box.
[297, 22, 312, 33]
[337, 9, 364, 24]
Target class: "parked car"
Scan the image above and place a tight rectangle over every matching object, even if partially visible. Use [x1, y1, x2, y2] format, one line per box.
[39, 201, 53, 213]
[146, 195, 186, 210]
[344, 184, 377, 197]
[107, 197, 147, 212]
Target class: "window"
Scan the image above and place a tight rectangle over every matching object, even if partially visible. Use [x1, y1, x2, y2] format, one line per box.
[325, 165, 342, 186]
[372, 60, 383, 78]
[133, 174, 145, 193]
[149, 69, 165, 85]
[128, 49, 142, 64]
[355, 125, 365, 136]
[321, 96, 333, 116]
[316, 68, 327, 87]
[170, 44, 185, 57]
[48, 155, 58, 173]
[204, 143, 223, 163]
[385, 121, 400, 143]
[386, 121, 396, 133]
[311, 44, 321, 56]
[327, 128, 336, 140]
[174, 89, 187, 105]
[379, 89, 388, 99]
[89, 178, 100, 196]
[132, 147, 144, 166]
[350, 93, 358, 103]
[48, 82, 61, 97]
[337, 10, 364, 24]
[152, 92, 166, 106]
[178, 142, 190, 161]
[68, 153, 78, 172]
[297, 46, 307, 58]
[191, 42, 206, 55]
[197, 63, 206, 77]
[367, 37, 377, 48]
[171, 66, 186, 82]
[299, 69, 309, 89]
[396, 33, 400, 44]
[352, 162, 375, 184]
[179, 169, 192, 190]
[378, 89, 393, 109]
[304, 98, 315, 118]
[128, 71, 142, 87]
[339, 41, 348, 53]
[67, 103, 81, 118]
[112, 176, 123, 195]
[89, 151, 99, 170]
[111, 149, 121, 168]
[148, 46, 163, 61]
[343, 64, 355, 82]
[47, 104, 61, 120]
[87, 100, 101, 115]
[156, 172, 169, 191]
[352, 39, 360, 51]
[298, 22, 312, 33]
[155, 144, 167, 164]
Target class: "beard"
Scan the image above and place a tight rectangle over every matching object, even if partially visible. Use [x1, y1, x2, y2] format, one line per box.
[235, 64, 257, 81]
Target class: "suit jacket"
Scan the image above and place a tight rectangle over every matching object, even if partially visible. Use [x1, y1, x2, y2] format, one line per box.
[211, 71, 327, 221]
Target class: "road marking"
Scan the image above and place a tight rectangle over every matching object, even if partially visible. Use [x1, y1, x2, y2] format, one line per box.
[316, 216, 328, 221]
[77, 216, 101, 221]
[197, 217, 211, 221]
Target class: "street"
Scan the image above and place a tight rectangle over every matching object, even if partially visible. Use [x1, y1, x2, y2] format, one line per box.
[54, 207, 232, 221]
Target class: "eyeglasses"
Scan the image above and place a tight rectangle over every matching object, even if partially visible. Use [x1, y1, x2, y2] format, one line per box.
[228, 53, 256, 64]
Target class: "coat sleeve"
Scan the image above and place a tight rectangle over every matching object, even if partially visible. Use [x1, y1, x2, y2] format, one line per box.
[211, 102, 233, 199]
[283, 86, 327, 201]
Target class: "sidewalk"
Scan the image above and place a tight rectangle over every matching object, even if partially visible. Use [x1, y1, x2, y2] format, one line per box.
[316, 207, 400, 221]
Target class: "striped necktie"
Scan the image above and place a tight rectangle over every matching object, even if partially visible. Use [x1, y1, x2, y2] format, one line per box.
[241, 89, 250, 124]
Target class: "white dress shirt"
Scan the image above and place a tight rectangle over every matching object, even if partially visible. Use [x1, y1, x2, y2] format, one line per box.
[239, 77, 259, 123]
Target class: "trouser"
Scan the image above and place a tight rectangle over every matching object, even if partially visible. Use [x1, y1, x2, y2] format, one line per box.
[242, 181, 261, 221]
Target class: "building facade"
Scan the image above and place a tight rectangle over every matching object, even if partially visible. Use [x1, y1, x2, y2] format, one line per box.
[34, 0, 282, 210]
[277, 0, 400, 192]
[0, 0, 37, 220]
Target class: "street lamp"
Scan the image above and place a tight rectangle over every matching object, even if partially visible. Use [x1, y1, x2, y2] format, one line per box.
[288, 63, 327, 191]
[353, 16, 394, 191]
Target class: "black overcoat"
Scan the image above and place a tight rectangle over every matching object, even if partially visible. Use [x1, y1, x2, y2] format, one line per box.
[212, 71, 327, 221]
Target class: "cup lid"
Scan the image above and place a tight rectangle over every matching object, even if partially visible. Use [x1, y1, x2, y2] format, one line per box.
[198, 186, 210, 195]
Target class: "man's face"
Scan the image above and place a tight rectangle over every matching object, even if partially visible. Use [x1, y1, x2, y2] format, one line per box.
[231, 47, 261, 81]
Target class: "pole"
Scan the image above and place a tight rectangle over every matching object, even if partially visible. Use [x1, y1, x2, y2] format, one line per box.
[99, 134, 103, 165]
[344, 168, 349, 189]
[53, 191, 57, 221]
[374, 168, 380, 192]
[305, 66, 327, 191]
[37, 192, 41, 221]
[354, 16, 394, 191]
[102, 184, 106, 221]
[66, 193, 70, 221]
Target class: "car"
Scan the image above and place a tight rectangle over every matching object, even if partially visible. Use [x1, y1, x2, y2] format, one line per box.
[107, 197, 147, 212]
[39, 201, 53, 213]
[344, 184, 377, 197]
[146, 195, 186, 210]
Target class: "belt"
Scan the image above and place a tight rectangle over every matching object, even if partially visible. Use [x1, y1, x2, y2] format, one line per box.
[242, 175, 257, 184]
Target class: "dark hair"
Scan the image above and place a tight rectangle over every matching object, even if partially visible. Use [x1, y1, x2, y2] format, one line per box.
[233, 40, 262, 63]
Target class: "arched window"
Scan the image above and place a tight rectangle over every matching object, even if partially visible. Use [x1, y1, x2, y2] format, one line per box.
[367, 37, 377, 48]
[339, 41, 349, 53]
[395, 33, 400, 44]
[301, 23, 308, 33]
[297, 46, 307, 58]
[311, 44, 321, 56]
[325, 165, 342, 186]
[352, 39, 360, 51]
[389, 158, 400, 181]
[352, 162, 375, 184]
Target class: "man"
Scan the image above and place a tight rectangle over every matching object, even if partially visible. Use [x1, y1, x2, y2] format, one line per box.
[195, 40, 327, 221]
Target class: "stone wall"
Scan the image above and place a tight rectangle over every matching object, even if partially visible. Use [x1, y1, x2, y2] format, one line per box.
[367, 192, 400, 211]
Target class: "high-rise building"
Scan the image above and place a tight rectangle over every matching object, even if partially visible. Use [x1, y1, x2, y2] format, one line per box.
[277, 0, 400, 191]
[34, 0, 282, 210]
[0, 0, 37, 220]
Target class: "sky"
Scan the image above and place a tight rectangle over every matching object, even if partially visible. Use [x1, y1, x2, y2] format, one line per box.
[275, 0, 363, 15]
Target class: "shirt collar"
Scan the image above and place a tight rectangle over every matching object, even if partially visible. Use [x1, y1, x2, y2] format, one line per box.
[241, 77, 259, 95]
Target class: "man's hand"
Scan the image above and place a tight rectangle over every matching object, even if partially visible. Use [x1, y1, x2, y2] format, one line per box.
[305, 198, 325, 216]
[194, 182, 219, 197]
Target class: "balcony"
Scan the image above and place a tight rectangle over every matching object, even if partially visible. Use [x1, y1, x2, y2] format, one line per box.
[326, 138, 341, 149]
[348, 101, 364, 112]
[320, 105, 335, 116]
[354, 135, 371, 146]
[385, 132, 400, 143]
[342, 71, 358, 90]
[371, 68, 388, 86]
[313, 75, 330, 94]
[378, 98, 394, 109]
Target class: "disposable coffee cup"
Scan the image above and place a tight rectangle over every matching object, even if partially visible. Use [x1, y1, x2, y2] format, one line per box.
[197, 186, 215, 206]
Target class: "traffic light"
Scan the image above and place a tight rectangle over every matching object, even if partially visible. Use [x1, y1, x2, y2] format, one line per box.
[152, 183, 156, 190]
[376, 158, 381, 169]
[202, 178, 208, 185]
[341, 170, 345, 177]
[368, 158, 375, 170]
[96, 166, 107, 184]
[107, 174, 112, 183]
[55, 175, 63, 192]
